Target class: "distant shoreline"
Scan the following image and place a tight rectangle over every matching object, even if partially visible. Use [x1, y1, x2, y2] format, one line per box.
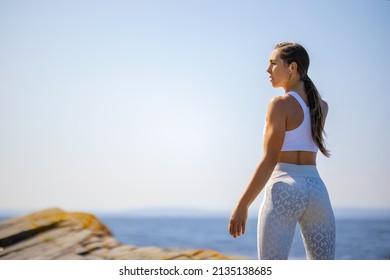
[1, 207, 390, 220]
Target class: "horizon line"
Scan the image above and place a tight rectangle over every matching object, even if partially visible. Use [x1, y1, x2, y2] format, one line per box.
[1, 206, 390, 219]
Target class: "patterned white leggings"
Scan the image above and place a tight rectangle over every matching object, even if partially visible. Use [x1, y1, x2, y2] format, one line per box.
[258, 163, 336, 260]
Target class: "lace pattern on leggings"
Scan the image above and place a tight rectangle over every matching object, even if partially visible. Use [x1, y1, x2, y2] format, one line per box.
[258, 174, 336, 260]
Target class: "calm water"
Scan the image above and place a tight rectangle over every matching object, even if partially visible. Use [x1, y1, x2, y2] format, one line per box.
[1, 215, 389, 259]
[97, 217, 390, 260]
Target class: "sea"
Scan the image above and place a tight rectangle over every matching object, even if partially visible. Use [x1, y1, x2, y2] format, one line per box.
[97, 216, 390, 260]
[1, 214, 389, 260]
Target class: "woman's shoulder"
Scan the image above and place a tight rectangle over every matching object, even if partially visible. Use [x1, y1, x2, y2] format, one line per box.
[266, 95, 290, 116]
[321, 99, 329, 116]
[267, 94, 297, 111]
[268, 95, 291, 107]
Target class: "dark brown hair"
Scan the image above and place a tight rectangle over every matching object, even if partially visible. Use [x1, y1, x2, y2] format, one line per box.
[275, 42, 330, 157]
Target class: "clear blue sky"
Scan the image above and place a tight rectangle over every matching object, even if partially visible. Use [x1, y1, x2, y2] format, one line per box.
[0, 0, 389, 214]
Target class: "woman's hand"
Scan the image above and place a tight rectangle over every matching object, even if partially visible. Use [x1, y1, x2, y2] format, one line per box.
[228, 205, 248, 238]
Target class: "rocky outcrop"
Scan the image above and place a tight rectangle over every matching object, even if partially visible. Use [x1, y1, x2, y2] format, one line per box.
[0, 208, 233, 260]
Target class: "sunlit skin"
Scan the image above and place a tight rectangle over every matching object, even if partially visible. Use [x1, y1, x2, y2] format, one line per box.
[228, 48, 329, 238]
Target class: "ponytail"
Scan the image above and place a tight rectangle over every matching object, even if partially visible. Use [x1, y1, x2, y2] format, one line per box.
[301, 75, 330, 157]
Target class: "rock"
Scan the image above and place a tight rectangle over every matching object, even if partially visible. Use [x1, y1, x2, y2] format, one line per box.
[0, 208, 234, 260]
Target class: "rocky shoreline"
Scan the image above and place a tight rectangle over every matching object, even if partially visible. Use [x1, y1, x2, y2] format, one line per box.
[0, 208, 235, 260]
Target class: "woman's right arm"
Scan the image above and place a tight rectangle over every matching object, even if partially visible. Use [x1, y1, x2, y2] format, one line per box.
[228, 97, 287, 238]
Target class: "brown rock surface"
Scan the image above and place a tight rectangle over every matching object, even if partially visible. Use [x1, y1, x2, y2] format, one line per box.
[0, 208, 234, 260]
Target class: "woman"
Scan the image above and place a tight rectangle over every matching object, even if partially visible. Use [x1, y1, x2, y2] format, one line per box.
[228, 42, 335, 260]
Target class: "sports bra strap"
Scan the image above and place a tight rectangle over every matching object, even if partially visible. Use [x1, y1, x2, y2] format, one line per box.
[288, 91, 308, 110]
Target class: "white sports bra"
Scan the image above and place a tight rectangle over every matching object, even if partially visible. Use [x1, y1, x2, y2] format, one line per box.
[280, 91, 318, 153]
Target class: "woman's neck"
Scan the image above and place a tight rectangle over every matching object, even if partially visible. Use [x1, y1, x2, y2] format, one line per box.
[284, 80, 305, 96]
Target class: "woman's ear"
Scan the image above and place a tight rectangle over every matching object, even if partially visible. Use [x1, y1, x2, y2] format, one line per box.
[289, 62, 297, 72]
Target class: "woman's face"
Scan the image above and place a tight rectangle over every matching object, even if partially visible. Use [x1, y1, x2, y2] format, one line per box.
[266, 49, 290, 88]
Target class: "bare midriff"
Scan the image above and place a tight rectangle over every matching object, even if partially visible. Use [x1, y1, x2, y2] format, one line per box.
[278, 151, 317, 165]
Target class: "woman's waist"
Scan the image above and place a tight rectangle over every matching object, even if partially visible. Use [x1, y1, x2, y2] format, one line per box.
[272, 162, 321, 178]
[278, 151, 317, 166]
